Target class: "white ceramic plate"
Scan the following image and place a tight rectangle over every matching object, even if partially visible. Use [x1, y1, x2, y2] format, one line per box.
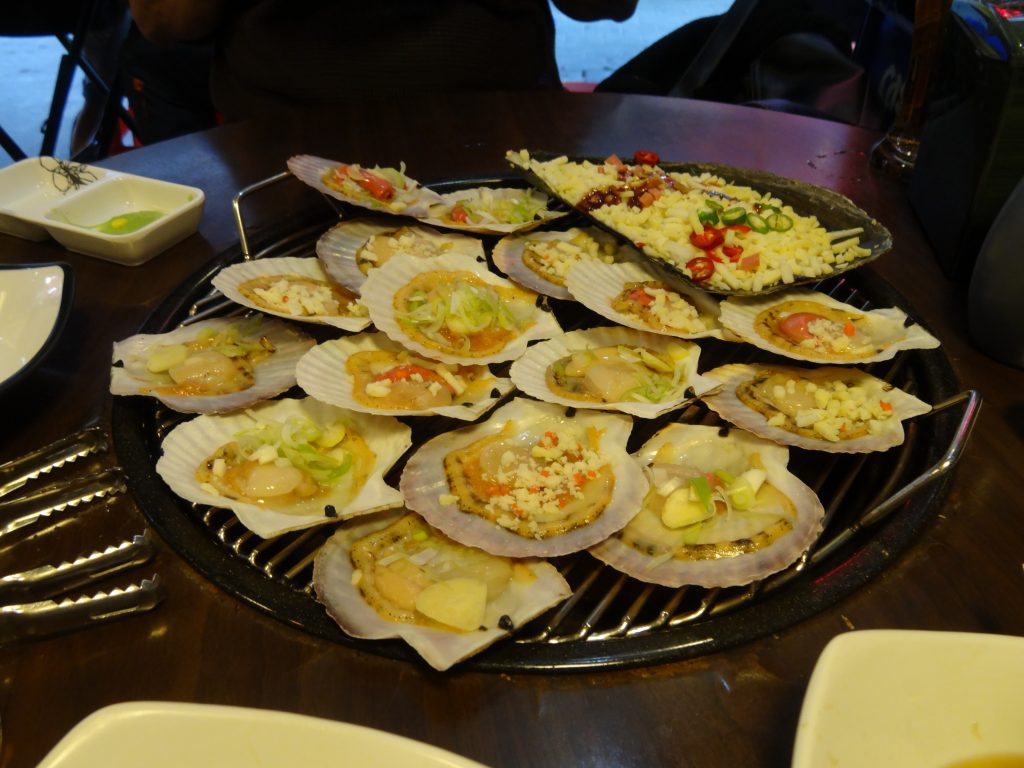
[792, 630, 1024, 768]
[0, 262, 73, 393]
[37, 701, 492, 768]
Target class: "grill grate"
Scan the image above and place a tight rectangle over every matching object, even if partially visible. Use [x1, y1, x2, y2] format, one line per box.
[112, 183, 976, 672]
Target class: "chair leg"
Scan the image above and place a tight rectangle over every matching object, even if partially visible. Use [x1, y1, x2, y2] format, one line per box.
[1, 125, 28, 162]
[40, 51, 79, 156]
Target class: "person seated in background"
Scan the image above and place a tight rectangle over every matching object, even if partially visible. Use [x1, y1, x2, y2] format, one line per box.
[128, 0, 638, 122]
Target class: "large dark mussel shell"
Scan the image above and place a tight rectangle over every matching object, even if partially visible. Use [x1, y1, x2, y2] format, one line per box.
[510, 151, 893, 297]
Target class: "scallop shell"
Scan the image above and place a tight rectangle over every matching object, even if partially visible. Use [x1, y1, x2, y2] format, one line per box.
[211, 256, 371, 332]
[417, 186, 568, 234]
[491, 227, 624, 300]
[316, 218, 484, 293]
[360, 251, 562, 365]
[509, 326, 714, 419]
[295, 331, 513, 420]
[155, 397, 412, 538]
[110, 316, 314, 414]
[566, 259, 724, 340]
[589, 423, 825, 588]
[702, 363, 931, 453]
[400, 397, 647, 558]
[312, 510, 571, 671]
[718, 290, 940, 364]
[287, 155, 443, 217]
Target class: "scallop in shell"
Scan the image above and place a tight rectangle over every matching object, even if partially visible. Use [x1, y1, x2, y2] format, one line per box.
[418, 186, 567, 235]
[295, 331, 513, 420]
[156, 396, 412, 538]
[566, 259, 723, 339]
[509, 326, 714, 419]
[491, 226, 624, 300]
[287, 155, 443, 217]
[718, 290, 940, 364]
[401, 397, 647, 558]
[360, 251, 561, 365]
[702, 363, 931, 453]
[316, 218, 484, 293]
[589, 423, 825, 588]
[313, 510, 571, 671]
[212, 256, 371, 332]
[110, 316, 313, 414]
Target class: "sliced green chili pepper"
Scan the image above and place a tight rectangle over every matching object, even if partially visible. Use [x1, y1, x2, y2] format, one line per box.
[747, 213, 770, 234]
[767, 212, 793, 231]
[697, 209, 719, 226]
[720, 206, 747, 226]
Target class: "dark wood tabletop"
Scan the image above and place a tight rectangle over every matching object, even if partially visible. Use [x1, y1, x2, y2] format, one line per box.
[1, 91, 1022, 768]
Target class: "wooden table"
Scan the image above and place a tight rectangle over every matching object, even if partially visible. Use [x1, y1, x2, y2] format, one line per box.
[1, 91, 1021, 768]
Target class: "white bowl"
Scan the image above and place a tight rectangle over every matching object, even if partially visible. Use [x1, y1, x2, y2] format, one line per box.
[42, 174, 204, 265]
[37, 701, 491, 768]
[0, 157, 204, 265]
[792, 630, 1024, 768]
[0, 157, 109, 241]
[0, 262, 73, 393]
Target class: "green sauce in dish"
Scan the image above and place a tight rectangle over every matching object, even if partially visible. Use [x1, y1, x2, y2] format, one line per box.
[88, 210, 165, 235]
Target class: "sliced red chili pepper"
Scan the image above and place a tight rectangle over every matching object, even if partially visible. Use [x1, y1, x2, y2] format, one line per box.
[634, 149, 660, 165]
[689, 228, 724, 249]
[738, 253, 761, 271]
[725, 224, 751, 233]
[449, 204, 469, 223]
[686, 256, 716, 282]
[627, 287, 654, 306]
[346, 167, 396, 201]
[723, 244, 744, 261]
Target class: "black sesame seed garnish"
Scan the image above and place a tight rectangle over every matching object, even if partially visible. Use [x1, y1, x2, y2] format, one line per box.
[324, 504, 338, 518]
[490, 388, 501, 399]
[498, 614, 514, 631]
[564, 406, 577, 418]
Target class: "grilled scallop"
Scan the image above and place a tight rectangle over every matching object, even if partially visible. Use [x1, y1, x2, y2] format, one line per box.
[400, 398, 647, 558]
[295, 331, 512, 420]
[509, 325, 713, 419]
[316, 218, 484, 293]
[313, 511, 571, 671]
[110, 316, 313, 414]
[718, 290, 940, 364]
[212, 256, 371, 332]
[156, 397, 411, 538]
[702, 363, 931, 453]
[589, 423, 825, 588]
[360, 251, 561, 365]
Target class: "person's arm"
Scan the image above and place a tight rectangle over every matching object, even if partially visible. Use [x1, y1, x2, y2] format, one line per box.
[550, 0, 639, 22]
[128, 0, 228, 43]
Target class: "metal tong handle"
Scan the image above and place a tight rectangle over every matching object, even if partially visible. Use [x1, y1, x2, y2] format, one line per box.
[0, 534, 154, 602]
[0, 427, 108, 500]
[808, 389, 982, 565]
[0, 576, 164, 646]
[0, 468, 126, 541]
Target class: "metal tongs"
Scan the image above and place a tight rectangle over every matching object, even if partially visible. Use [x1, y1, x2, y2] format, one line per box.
[0, 428, 166, 645]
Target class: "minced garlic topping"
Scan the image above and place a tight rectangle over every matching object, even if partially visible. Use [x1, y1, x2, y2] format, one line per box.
[765, 378, 894, 442]
[247, 277, 366, 318]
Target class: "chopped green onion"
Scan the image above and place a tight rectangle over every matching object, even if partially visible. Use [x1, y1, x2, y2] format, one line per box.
[689, 475, 713, 515]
